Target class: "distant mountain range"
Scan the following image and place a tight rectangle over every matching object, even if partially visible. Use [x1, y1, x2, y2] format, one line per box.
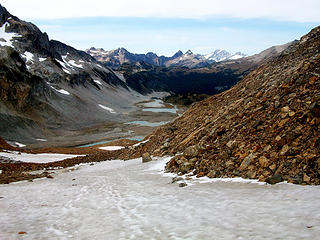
[86, 47, 247, 68]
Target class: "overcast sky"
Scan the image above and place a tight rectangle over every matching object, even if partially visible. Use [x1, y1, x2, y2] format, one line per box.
[1, 0, 319, 56]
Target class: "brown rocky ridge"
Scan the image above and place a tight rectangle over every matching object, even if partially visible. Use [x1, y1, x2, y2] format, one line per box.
[126, 25, 320, 185]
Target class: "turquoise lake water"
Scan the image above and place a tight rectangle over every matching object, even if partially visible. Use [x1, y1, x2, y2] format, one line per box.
[78, 136, 145, 148]
[125, 121, 169, 127]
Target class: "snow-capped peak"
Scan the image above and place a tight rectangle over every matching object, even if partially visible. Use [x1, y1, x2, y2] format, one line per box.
[204, 49, 246, 62]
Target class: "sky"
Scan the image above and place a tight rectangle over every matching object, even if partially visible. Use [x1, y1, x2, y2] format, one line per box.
[1, 0, 319, 56]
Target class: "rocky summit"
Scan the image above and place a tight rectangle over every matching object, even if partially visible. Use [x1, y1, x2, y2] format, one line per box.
[86, 47, 247, 69]
[130, 25, 320, 185]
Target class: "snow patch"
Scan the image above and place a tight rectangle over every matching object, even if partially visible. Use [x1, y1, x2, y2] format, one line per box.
[146, 156, 267, 185]
[22, 51, 34, 62]
[98, 104, 116, 114]
[99, 146, 125, 151]
[0, 151, 84, 163]
[62, 68, 71, 74]
[50, 86, 70, 95]
[68, 60, 83, 69]
[188, 176, 266, 185]
[14, 142, 26, 148]
[94, 80, 102, 85]
[229, 54, 243, 60]
[133, 139, 149, 147]
[36, 138, 47, 142]
[56, 59, 72, 74]
[0, 22, 21, 47]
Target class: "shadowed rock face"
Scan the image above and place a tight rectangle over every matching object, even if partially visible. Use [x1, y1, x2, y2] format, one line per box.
[125, 25, 320, 185]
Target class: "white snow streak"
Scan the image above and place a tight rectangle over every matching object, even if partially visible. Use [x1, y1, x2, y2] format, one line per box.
[133, 139, 149, 147]
[14, 142, 26, 148]
[36, 138, 47, 142]
[94, 80, 102, 85]
[50, 86, 70, 95]
[98, 104, 116, 114]
[68, 60, 83, 69]
[99, 146, 125, 151]
[56, 59, 72, 74]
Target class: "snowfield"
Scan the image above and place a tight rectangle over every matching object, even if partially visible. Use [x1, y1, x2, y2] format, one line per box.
[1, 157, 320, 239]
[0, 151, 84, 163]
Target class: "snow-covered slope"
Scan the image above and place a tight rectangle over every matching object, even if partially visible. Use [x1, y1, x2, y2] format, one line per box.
[1, 157, 320, 239]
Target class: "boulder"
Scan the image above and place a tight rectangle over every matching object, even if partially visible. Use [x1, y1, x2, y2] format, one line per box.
[266, 174, 283, 184]
[179, 162, 193, 174]
[183, 145, 199, 158]
[179, 182, 187, 187]
[240, 153, 255, 170]
[258, 156, 269, 168]
[142, 153, 152, 163]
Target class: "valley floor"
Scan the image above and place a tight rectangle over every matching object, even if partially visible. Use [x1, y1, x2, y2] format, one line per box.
[19, 98, 184, 149]
[1, 157, 320, 240]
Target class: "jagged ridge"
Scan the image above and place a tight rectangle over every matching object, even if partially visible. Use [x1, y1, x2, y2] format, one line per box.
[86, 47, 247, 69]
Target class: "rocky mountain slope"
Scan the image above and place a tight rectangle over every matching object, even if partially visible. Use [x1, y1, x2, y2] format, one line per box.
[0, 4, 151, 143]
[86, 47, 247, 69]
[129, 25, 320, 185]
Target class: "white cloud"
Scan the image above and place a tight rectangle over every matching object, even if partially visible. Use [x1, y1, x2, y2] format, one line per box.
[1, 0, 320, 22]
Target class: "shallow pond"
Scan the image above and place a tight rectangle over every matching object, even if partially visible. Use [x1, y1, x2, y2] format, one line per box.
[142, 108, 177, 113]
[77, 136, 145, 148]
[126, 121, 169, 127]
